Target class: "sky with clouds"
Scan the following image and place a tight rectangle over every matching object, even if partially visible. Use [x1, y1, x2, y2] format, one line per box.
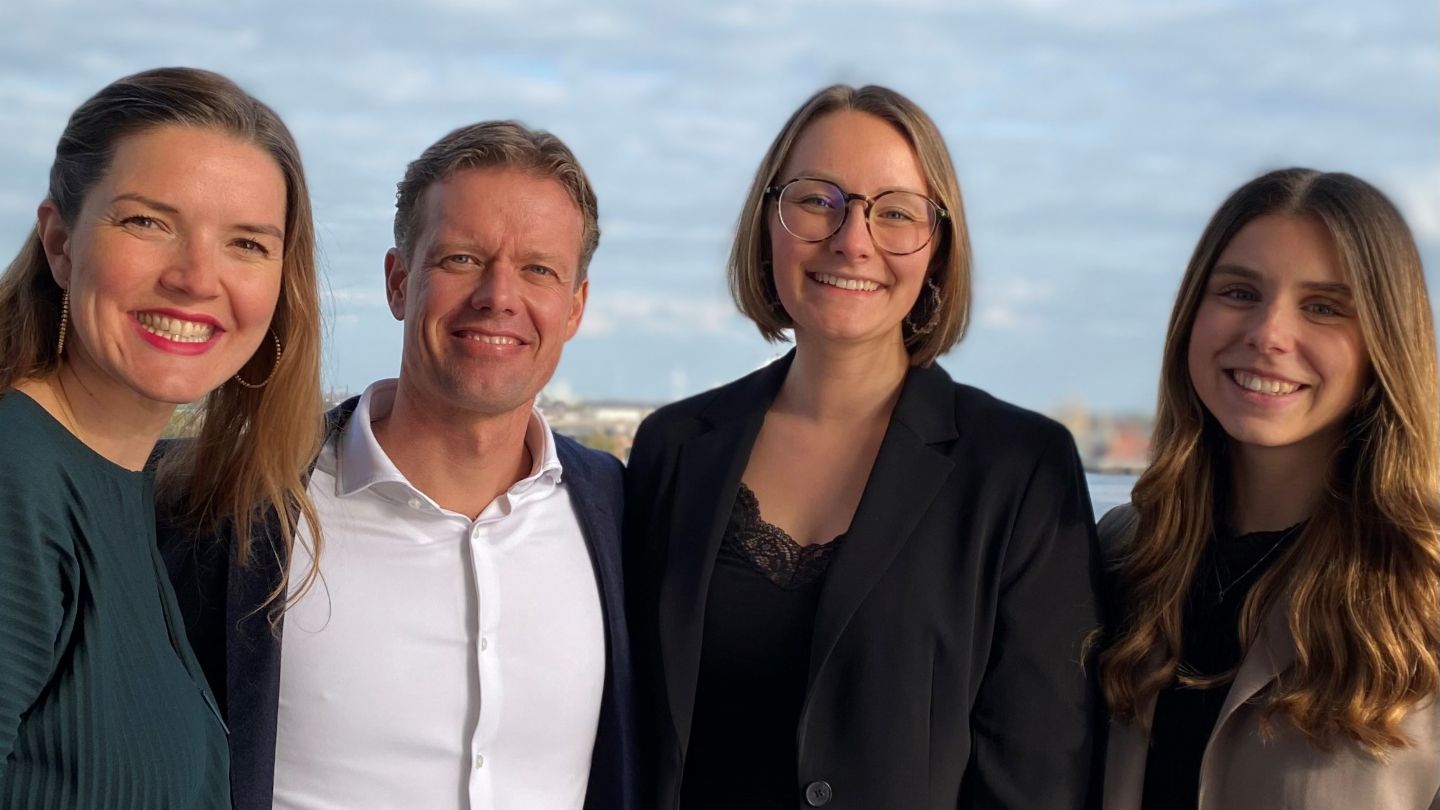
[3, 0, 1436, 412]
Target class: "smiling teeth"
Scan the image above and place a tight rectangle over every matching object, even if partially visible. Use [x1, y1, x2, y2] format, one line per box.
[466, 334, 519, 345]
[1233, 370, 1299, 395]
[136, 312, 213, 343]
[813, 273, 880, 292]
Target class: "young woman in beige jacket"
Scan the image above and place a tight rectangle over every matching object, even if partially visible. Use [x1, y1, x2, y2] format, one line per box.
[1097, 168, 1440, 810]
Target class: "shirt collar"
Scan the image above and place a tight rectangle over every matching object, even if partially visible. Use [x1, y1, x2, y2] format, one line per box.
[329, 379, 564, 503]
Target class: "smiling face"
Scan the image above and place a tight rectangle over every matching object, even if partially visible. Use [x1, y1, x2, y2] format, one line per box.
[386, 166, 587, 419]
[1187, 213, 1370, 457]
[39, 124, 287, 406]
[768, 109, 935, 351]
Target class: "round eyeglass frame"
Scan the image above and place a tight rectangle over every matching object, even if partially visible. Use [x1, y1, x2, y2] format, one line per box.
[765, 176, 950, 256]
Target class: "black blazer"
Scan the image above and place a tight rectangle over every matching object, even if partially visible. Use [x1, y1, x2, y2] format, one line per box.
[624, 353, 1103, 809]
[157, 398, 640, 810]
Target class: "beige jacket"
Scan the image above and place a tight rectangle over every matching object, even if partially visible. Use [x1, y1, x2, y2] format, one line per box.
[1099, 505, 1440, 810]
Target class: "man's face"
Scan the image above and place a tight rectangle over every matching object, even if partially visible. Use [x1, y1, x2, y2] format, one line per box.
[386, 166, 587, 419]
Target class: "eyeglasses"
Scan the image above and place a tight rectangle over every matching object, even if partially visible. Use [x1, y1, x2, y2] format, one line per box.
[765, 177, 949, 256]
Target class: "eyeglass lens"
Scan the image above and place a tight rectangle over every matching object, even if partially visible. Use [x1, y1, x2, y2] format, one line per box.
[776, 179, 939, 255]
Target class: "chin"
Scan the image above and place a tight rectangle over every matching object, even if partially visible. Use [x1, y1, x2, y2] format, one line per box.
[131, 372, 231, 406]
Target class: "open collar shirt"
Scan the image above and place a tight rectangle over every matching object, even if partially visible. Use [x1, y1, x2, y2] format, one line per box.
[271, 379, 606, 810]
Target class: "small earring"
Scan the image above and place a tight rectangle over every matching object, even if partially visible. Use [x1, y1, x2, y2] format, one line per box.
[760, 260, 786, 317]
[234, 329, 283, 389]
[905, 277, 944, 338]
[55, 288, 69, 358]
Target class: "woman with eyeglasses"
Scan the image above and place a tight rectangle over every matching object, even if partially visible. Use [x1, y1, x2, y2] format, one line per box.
[0, 67, 323, 809]
[1096, 169, 1440, 809]
[624, 84, 1103, 810]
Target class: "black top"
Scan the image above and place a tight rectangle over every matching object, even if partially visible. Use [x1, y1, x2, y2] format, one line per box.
[681, 484, 842, 810]
[1140, 522, 1301, 810]
[0, 392, 229, 809]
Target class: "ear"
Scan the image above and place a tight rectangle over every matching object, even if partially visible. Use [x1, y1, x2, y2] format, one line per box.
[36, 200, 72, 288]
[383, 248, 409, 321]
[564, 277, 588, 341]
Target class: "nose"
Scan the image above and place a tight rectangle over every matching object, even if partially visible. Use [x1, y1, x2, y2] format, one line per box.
[469, 264, 519, 314]
[158, 238, 221, 300]
[828, 199, 875, 261]
[1244, 301, 1296, 354]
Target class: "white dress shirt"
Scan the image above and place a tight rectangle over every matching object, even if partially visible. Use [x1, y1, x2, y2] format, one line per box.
[271, 379, 606, 810]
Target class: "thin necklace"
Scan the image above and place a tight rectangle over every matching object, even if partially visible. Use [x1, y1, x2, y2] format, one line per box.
[1211, 524, 1301, 603]
[51, 366, 86, 441]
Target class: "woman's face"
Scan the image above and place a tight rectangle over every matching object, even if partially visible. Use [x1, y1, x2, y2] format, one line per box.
[768, 109, 937, 351]
[1186, 213, 1370, 456]
[41, 124, 287, 407]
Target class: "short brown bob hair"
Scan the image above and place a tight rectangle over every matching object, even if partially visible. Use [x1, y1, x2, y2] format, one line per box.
[727, 84, 971, 367]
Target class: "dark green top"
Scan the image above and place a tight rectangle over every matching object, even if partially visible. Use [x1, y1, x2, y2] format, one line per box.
[0, 391, 228, 809]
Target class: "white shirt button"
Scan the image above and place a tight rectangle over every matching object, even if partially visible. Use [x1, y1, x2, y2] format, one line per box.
[480, 637, 489, 652]
[474, 753, 485, 769]
[407, 497, 422, 510]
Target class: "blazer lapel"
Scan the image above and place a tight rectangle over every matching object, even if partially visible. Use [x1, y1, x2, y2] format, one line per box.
[1104, 659, 1160, 810]
[556, 438, 635, 810]
[225, 523, 287, 810]
[803, 364, 957, 710]
[226, 399, 356, 810]
[657, 357, 786, 757]
[1209, 597, 1296, 741]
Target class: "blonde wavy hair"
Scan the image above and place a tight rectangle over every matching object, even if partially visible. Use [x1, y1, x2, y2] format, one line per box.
[0, 67, 325, 619]
[1099, 168, 1440, 754]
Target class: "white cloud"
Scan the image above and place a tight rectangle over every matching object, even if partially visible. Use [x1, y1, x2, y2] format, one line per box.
[1386, 167, 1440, 247]
[581, 291, 741, 337]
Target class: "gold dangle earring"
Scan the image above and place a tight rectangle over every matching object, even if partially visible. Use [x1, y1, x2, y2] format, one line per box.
[234, 329, 284, 389]
[904, 277, 943, 337]
[55, 288, 70, 357]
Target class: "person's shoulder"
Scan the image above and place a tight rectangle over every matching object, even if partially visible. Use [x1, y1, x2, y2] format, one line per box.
[553, 431, 623, 485]
[0, 392, 74, 486]
[1097, 503, 1138, 563]
[942, 378, 1075, 457]
[643, 369, 760, 427]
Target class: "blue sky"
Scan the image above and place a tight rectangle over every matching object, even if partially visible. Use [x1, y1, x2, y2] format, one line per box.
[4, 0, 1436, 412]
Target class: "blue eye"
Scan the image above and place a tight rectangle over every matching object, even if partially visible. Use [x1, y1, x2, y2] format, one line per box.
[795, 194, 840, 210]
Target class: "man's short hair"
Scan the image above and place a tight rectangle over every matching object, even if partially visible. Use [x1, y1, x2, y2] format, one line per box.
[393, 120, 600, 283]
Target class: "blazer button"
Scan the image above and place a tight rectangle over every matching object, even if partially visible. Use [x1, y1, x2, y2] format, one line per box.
[804, 780, 833, 806]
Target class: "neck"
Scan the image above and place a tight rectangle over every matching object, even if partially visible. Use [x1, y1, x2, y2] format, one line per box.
[15, 363, 172, 471]
[778, 335, 910, 421]
[371, 380, 535, 520]
[1227, 433, 1338, 533]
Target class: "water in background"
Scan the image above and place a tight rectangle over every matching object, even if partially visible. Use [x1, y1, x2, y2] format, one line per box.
[1086, 471, 1137, 518]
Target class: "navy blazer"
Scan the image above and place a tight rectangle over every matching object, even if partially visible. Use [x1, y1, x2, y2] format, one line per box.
[157, 398, 639, 810]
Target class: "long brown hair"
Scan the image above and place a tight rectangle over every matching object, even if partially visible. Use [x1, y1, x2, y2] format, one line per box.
[727, 84, 971, 367]
[0, 67, 325, 616]
[1099, 168, 1440, 754]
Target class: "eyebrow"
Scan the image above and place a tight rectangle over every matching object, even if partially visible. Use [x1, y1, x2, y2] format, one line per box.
[113, 192, 284, 240]
[1211, 264, 1353, 297]
[783, 171, 927, 197]
[429, 242, 575, 269]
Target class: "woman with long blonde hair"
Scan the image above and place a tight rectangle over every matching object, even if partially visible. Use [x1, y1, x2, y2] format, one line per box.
[0, 67, 323, 808]
[1098, 168, 1440, 809]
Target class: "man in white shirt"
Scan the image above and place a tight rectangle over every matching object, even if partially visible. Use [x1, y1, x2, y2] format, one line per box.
[159, 121, 638, 810]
